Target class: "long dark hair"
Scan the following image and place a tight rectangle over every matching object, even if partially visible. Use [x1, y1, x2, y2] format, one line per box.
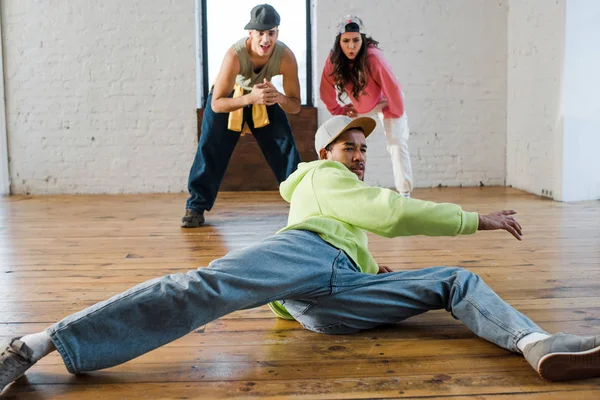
[329, 33, 380, 102]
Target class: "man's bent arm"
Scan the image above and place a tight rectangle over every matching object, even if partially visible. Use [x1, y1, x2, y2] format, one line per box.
[276, 48, 301, 114]
[211, 48, 252, 113]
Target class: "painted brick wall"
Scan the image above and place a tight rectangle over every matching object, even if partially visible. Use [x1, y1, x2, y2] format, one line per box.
[2, 0, 508, 194]
[2, 1, 197, 194]
[506, 0, 566, 198]
[315, 0, 508, 189]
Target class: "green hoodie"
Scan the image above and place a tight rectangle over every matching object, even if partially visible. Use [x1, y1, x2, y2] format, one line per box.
[268, 160, 479, 319]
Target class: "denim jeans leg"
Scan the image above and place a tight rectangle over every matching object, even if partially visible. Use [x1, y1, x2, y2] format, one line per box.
[186, 92, 241, 213]
[249, 104, 301, 184]
[288, 261, 546, 352]
[45, 231, 341, 373]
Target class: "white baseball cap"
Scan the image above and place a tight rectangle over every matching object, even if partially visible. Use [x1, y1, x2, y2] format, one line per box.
[337, 15, 365, 35]
[314, 115, 376, 155]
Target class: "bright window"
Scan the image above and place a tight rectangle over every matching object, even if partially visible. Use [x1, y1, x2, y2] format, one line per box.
[201, 0, 312, 105]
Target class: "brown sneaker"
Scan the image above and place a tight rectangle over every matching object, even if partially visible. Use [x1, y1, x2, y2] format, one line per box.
[524, 333, 600, 381]
[1, 338, 35, 393]
[181, 209, 205, 228]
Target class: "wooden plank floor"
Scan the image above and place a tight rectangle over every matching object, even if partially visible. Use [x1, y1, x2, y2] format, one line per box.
[1, 187, 599, 399]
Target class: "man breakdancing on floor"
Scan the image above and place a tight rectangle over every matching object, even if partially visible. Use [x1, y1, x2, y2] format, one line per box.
[2, 116, 599, 394]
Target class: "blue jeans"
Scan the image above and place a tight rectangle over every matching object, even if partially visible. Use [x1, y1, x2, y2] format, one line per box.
[47, 230, 545, 373]
[185, 92, 301, 213]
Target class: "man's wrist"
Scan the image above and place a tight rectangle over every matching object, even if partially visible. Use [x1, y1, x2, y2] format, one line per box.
[276, 92, 284, 104]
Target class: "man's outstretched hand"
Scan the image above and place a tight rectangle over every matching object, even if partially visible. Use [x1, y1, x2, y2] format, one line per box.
[478, 210, 523, 241]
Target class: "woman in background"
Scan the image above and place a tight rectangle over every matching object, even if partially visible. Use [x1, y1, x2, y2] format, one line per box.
[320, 15, 413, 197]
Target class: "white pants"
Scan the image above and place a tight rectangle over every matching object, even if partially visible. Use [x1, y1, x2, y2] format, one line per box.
[356, 102, 413, 193]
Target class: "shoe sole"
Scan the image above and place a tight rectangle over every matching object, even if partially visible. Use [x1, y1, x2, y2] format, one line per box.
[181, 218, 205, 228]
[181, 221, 203, 228]
[538, 345, 600, 381]
[1, 367, 31, 393]
[1, 373, 23, 394]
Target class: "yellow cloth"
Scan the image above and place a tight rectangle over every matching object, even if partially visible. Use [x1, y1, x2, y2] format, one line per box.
[227, 84, 270, 134]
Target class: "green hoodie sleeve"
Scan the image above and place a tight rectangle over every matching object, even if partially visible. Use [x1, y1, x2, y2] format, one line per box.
[312, 161, 479, 238]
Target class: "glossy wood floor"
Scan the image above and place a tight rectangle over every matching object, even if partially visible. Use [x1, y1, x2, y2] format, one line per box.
[1, 188, 599, 399]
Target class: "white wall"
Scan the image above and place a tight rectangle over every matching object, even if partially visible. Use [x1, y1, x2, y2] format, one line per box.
[506, 0, 600, 202]
[2, 0, 509, 195]
[316, 0, 508, 189]
[6, 0, 593, 197]
[0, 9, 9, 196]
[2, 1, 197, 194]
[506, 0, 566, 199]
[562, 0, 600, 201]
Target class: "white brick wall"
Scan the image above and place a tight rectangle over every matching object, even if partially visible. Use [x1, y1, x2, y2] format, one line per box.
[12, 1, 583, 195]
[316, 0, 508, 189]
[0, 10, 9, 196]
[2, 1, 197, 194]
[506, 0, 565, 198]
[2, 0, 508, 195]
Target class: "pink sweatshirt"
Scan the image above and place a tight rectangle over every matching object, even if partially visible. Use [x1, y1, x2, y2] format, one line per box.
[320, 46, 404, 119]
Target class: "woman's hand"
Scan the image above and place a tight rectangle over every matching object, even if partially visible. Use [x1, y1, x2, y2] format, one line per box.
[344, 104, 357, 118]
